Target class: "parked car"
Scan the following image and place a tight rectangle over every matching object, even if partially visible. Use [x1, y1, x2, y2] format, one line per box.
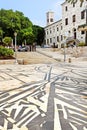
[36, 45, 41, 48]
[43, 45, 51, 48]
[18, 46, 29, 52]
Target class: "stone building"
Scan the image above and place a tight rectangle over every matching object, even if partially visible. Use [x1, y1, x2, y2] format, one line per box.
[44, 0, 87, 48]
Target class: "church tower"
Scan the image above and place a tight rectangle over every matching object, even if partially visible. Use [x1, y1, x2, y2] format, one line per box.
[46, 11, 54, 26]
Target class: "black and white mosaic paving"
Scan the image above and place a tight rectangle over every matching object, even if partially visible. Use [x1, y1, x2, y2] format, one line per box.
[0, 63, 87, 130]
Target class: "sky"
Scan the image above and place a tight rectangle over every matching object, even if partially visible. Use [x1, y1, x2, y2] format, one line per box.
[0, 0, 64, 27]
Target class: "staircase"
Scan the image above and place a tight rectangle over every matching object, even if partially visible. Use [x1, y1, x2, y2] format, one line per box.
[66, 37, 80, 46]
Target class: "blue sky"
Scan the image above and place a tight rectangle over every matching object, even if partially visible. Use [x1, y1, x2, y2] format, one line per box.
[0, 0, 64, 27]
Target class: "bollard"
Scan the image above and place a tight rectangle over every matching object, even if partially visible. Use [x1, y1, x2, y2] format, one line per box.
[68, 58, 71, 63]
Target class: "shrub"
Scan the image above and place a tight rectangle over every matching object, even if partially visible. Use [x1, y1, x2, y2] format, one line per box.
[78, 42, 85, 47]
[2, 37, 12, 46]
[0, 46, 14, 57]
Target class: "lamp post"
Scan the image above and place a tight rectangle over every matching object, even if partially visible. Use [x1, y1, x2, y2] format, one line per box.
[63, 31, 71, 62]
[14, 32, 17, 64]
[63, 32, 68, 62]
[85, 5, 87, 45]
[63, 36, 66, 62]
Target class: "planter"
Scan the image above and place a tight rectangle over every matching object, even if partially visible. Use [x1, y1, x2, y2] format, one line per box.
[0, 59, 16, 64]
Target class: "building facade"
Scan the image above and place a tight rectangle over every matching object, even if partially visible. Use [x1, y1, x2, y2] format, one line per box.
[44, 0, 87, 48]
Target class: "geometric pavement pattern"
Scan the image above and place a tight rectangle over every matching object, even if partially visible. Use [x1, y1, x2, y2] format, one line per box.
[0, 63, 87, 130]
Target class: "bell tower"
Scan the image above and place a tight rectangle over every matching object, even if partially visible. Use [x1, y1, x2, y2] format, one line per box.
[46, 11, 54, 26]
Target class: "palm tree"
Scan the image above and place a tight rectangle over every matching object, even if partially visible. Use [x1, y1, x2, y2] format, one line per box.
[66, 0, 84, 6]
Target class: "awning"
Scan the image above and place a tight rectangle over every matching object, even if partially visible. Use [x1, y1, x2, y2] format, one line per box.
[78, 24, 87, 31]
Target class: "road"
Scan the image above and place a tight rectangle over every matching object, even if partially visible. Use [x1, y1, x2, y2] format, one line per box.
[0, 62, 87, 130]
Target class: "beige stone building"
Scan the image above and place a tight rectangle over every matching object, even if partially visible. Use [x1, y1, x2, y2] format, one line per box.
[44, 0, 87, 48]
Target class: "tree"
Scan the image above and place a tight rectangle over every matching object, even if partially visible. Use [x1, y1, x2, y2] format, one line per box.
[19, 27, 34, 45]
[2, 37, 12, 46]
[0, 9, 44, 46]
[33, 25, 45, 46]
[66, 0, 84, 6]
[0, 29, 3, 41]
[26, 33, 35, 45]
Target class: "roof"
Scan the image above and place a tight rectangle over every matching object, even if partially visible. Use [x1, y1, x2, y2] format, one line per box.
[44, 19, 62, 28]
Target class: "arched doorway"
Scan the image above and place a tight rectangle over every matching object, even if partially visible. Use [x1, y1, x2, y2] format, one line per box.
[78, 25, 87, 46]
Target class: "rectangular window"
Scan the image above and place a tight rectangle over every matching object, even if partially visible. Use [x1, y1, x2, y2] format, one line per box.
[53, 27, 55, 32]
[73, 3, 75, 7]
[47, 39, 49, 44]
[57, 27, 59, 31]
[72, 15, 76, 22]
[81, 31, 85, 34]
[47, 30, 48, 35]
[61, 35, 63, 41]
[47, 19, 49, 22]
[65, 18, 68, 25]
[50, 38, 52, 43]
[57, 36, 59, 42]
[81, 11, 85, 19]
[65, 6, 68, 11]
[50, 18, 53, 22]
[50, 30, 52, 33]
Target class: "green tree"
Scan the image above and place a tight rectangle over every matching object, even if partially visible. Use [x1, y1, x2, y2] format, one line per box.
[2, 37, 12, 46]
[0, 9, 44, 46]
[19, 27, 34, 45]
[0, 29, 3, 41]
[0, 46, 14, 58]
[33, 25, 45, 46]
[27, 32, 35, 45]
[0, 9, 33, 41]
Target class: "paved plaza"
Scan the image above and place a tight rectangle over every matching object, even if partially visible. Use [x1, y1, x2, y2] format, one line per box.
[0, 61, 87, 130]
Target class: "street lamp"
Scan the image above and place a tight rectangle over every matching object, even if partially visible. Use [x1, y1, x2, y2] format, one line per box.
[85, 5, 87, 45]
[14, 32, 18, 64]
[63, 36, 66, 62]
[63, 31, 71, 62]
[63, 32, 68, 62]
